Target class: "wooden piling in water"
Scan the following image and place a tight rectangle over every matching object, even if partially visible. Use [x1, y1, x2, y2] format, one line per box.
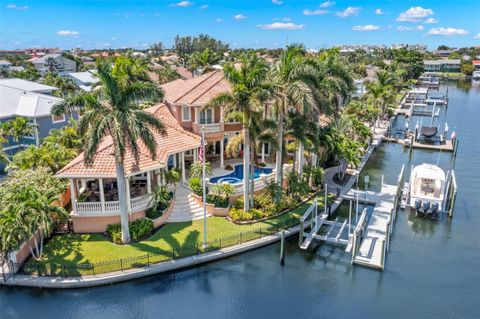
[280, 231, 286, 266]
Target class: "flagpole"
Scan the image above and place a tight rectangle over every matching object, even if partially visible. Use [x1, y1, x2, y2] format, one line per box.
[202, 127, 207, 247]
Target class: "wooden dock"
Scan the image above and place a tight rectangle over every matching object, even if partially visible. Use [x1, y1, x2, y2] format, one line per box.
[383, 137, 455, 152]
[352, 183, 398, 270]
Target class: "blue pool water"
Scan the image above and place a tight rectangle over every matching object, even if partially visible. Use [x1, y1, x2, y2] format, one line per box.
[209, 164, 273, 184]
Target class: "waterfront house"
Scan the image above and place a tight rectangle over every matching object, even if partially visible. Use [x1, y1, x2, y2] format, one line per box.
[432, 49, 457, 58]
[0, 78, 77, 155]
[473, 60, 480, 71]
[32, 53, 77, 75]
[66, 70, 99, 91]
[56, 103, 201, 233]
[423, 59, 461, 73]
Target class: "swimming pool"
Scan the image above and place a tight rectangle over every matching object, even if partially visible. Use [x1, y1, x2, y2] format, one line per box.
[209, 164, 273, 184]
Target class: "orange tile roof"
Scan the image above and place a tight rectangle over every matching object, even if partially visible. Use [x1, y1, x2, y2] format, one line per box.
[160, 70, 231, 106]
[57, 103, 200, 178]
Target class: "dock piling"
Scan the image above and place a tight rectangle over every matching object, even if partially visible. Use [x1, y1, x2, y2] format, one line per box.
[280, 231, 286, 266]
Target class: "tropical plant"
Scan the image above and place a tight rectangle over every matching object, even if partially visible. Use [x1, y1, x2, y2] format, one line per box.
[156, 64, 180, 84]
[208, 54, 269, 211]
[1, 117, 35, 155]
[148, 186, 172, 214]
[165, 168, 180, 187]
[189, 177, 203, 196]
[43, 73, 78, 97]
[74, 60, 165, 244]
[45, 57, 58, 73]
[189, 161, 212, 178]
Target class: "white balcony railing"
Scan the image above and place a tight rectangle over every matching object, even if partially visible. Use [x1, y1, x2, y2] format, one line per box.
[202, 123, 222, 133]
[75, 194, 153, 215]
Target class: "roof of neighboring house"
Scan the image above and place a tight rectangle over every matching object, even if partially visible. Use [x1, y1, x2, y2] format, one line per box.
[32, 53, 63, 63]
[0, 60, 12, 66]
[0, 78, 57, 92]
[56, 103, 201, 178]
[0, 79, 62, 119]
[160, 70, 231, 106]
[175, 66, 193, 79]
[424, 59, 461, 65]
[66, 71, 98, 84]
[472, 60, 480, 65]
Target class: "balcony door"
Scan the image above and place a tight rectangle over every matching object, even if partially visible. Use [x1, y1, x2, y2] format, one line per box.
[199, 108, 213, 124]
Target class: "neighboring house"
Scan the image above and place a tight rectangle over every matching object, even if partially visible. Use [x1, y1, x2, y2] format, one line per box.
[433, 49, 457, 58]
[56, 103, 200, 233]
[472, 60, 480, 71]
[0, 60, 12, 71]
[0, 78, 78, 155]
[32, 53, 77, 75]
[66, 71, 99, 91]
[353, 79, 367, 97]
[423, 59, 461, 73]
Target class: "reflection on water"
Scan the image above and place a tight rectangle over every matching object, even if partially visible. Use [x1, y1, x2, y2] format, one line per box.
[1, 80, 480, 319]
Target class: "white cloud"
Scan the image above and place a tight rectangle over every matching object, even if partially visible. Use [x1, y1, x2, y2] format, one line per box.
[475, 33, 480, 39]
[336, 7, 360, 18]
[375, 9, 383, 15]
[257, 22, 305, 30]
[397, 7, 433, 22]
[397, 25, 424, 31]
[216, 18, 223, 23]
[303, 9, 328, 16]
[200, 4, 208, 9]
[352, 25, 380, 31]
[234, 14, 247, 20]
[424, 18, 438, 24]
[272, 0, 283, 4]
[111, 37, 118, 40]
[428, 27, 468, 36]
[171, 1, 194, 7]
[6, 4, 29, 10]
[57, 30, 80, 37]
[320, 1, 335, 8]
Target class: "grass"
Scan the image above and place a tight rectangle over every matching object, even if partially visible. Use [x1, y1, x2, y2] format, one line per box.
[26, 198, 319, 273]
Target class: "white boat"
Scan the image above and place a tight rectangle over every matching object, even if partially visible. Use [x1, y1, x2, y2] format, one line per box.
[473, 71, 480, 80]
[408, 163, 446, 218]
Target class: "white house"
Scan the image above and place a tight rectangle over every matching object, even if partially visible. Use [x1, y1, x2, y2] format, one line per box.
[66, 70, 99, 91]
[32, 53, 77, 75]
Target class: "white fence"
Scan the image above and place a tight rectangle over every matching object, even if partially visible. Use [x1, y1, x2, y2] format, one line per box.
[75, 194, 153, 215]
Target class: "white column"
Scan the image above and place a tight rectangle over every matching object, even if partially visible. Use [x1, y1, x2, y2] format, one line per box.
[194, 107, 199, 124]
[99, 178, 105, 213]
[194, 148, 198, 162]
[181, 151, 186, 183]
[220, 139, 224, 168]
[69, 179, 76, 213]
[261, 143, 265, 163]
[147, 171, 152, 193]
[156, 169, 161, 186]
[173, 153, 177, 168]
[126, 177, 132, 213]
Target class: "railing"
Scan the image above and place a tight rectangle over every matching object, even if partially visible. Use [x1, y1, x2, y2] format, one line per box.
[16, 215, 301, 278]
[202, 123, 222, 133]
[75, 194, 153, 215]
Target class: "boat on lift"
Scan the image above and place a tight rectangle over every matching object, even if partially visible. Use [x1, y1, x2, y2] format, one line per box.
[408, 163, 446, 219]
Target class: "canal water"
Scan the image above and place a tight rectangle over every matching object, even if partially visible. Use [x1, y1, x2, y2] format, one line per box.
[1, 80, 479, 319]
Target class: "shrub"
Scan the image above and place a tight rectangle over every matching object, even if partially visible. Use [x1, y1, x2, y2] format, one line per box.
[224, 164, 234, 170]
[258, 162, 267, 167]
[228, 208, 253, 221]
[249, 208, 263, 220]
[106, 218, 154, 244]
[189, 177, 203, 196]
[146, 207, 165, 219]
[233, 196, 244, 209]
[129, 218, 154, 241]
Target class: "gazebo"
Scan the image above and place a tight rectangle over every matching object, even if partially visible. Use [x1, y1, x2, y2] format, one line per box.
[57, 104, 201, 233]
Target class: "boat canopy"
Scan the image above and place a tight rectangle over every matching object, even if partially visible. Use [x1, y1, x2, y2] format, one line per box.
[421, 126, 438, 138]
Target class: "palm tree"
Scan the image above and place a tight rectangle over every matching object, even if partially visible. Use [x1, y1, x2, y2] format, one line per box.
[208, 54, 269, 211]
[45, 57, 58, 73]
[1, 117, 35, 155]
[267, 44, 316, 196]
[77, 61, 166, 243]
[156, 64, 180, 84]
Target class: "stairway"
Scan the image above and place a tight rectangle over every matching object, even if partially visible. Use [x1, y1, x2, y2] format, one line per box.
[167, 185, 210, 222]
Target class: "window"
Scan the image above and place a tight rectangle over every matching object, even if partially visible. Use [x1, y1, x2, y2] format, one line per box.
[182, 105, 191, 121]
[52, 113, 65, 124]
[199, 108, 213, 124]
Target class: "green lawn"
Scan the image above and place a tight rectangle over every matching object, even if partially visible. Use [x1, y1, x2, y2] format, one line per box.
[29, 198, 318, 272]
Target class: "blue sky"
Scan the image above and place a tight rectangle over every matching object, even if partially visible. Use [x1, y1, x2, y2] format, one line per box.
[1, 0, 479, 50]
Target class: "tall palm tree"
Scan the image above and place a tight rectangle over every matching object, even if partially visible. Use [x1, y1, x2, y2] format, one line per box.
[208, 54, 268, 211]
[267, 44, 316, 196]
[77, 61, 166, 243]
